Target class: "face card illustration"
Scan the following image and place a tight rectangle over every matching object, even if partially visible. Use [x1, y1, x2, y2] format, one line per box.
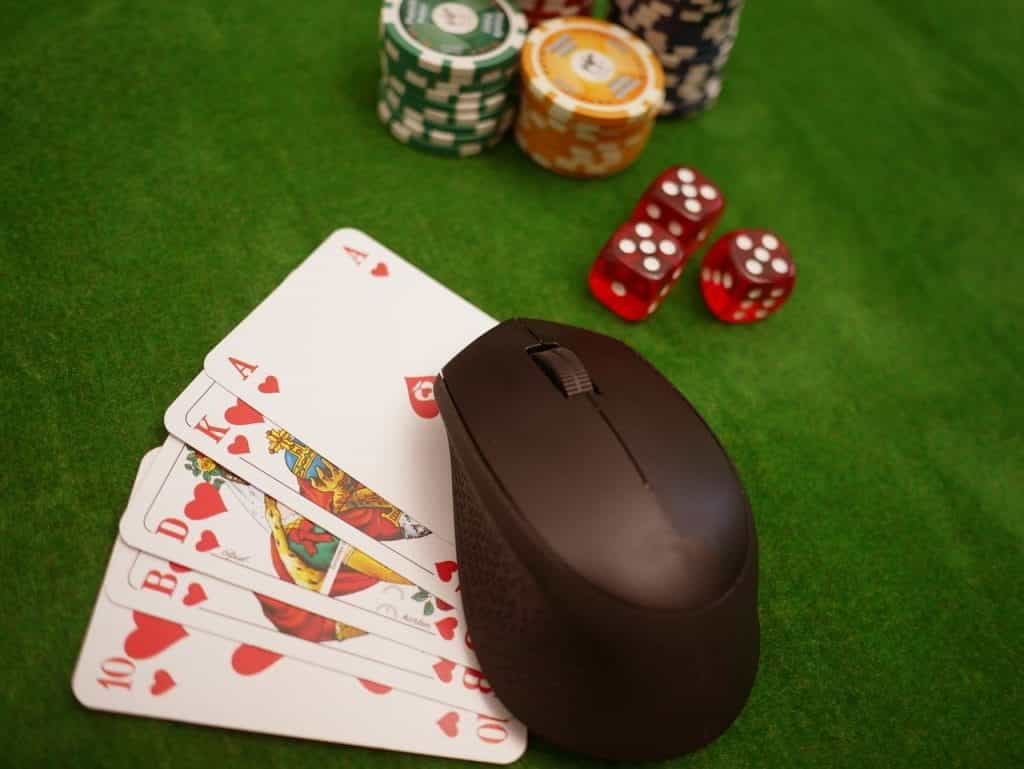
[73, 554, 526, 763]
[164, 374, 463, 603]
[202, 228, 496, 544]
[120, 435, 479, 669]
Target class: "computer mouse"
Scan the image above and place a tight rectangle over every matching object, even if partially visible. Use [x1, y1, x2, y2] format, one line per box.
[435, 318, 759, 761]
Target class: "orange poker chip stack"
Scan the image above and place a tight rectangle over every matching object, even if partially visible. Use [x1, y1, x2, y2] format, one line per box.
[515, 17, 664, 178]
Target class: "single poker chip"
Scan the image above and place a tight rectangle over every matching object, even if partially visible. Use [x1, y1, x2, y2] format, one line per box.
[378, 87, 514, 143]
[379, 45, 518, 97]
[381, 78, 510, 125]
[379, 0, 527, 84]
[379, 80, 514, 134]
[519, 16, 664, 128]
[513, 122, 651, 178]
[404, 106, 516, 139]
[403, 104, 516, 137]
[380, 46, 518, 93]
[383, 72, 510, 111]
[519, 101, 645, 144]
[659, 85, 722, 118]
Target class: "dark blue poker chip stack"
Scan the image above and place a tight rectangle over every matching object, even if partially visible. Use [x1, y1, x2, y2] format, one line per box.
[607, 0, 744, 119]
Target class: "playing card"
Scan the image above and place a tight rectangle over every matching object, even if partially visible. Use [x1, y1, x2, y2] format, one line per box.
[120, 435, 480, 669]
[202, 228, 496, 544]
[134, 448, 162, 499]
[104, 538, 506, 716]
[164, 373, 462, 602]
[73, 553, 526, 763]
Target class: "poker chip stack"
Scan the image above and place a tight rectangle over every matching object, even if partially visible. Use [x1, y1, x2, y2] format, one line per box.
[516, 0, 593, 28]
[607, 0, 744, 118]
[515, 17, 664, 178]
[377, 0, 527, 157]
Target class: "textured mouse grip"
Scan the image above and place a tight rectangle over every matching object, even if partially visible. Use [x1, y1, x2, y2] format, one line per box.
[449, 446, 589, 696]
[449, 448, 534, 638]
[449, 448, 544, 658]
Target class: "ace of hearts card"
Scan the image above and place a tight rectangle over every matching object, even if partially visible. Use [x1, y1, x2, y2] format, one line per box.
[201, 229, 496, 545]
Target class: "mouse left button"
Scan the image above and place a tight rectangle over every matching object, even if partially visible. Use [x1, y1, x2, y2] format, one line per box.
[529, 346, 594, 397]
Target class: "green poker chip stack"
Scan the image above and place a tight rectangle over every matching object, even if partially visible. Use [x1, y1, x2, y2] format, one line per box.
[377, 0, 527, 157]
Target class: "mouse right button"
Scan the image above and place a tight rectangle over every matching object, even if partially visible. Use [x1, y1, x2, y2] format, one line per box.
[529, 319, 753, 602]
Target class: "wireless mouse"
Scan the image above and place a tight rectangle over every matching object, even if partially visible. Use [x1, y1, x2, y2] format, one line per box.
[435, 318, 759, 761]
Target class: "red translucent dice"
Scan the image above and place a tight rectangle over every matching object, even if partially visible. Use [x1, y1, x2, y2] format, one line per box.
[632, 166, 726, 255]
[589, 220, 685, 321]
[700, 230, 796, 323]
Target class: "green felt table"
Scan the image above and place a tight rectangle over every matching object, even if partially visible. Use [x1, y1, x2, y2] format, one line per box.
[2, 1, 1021, 767]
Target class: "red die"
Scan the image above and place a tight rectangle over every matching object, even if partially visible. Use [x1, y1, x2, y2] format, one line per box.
[700, 230, 796, 323]
[632, 166, 726, 255]
[588, 219, 685, 321]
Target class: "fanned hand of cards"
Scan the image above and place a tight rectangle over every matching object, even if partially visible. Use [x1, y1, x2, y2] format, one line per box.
[72, 230, 526, 763]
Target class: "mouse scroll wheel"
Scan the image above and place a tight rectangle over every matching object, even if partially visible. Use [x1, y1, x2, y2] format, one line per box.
[529, 346, 594, 397]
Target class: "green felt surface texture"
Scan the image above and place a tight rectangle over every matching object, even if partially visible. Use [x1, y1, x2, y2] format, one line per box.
[2, 0, 1022, 767]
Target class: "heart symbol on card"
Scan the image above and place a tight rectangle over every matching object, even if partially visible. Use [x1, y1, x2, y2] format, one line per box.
[257, 375, 279, 394]
[150, 669, 176, 696]
[358, 679, 393, 695]
[227, 435, 250, 455]
[195, 530, 219, 553]
[435, 617, 458, 641]
[168, 561, 191, 573]
[231, 644, 283, 676]
[405, 376, 439, 419]
[435, 597, 454, 612]
[184, 483, 226, 521]
[432, 659, 456, 683]
[224, 399, 263, 426]
[371, 262, 389, 278]
[182, 583, 207, 606]
[124, 612, 188, 660]
[437, 711, 459, 738]
[435, 561, 458, 583]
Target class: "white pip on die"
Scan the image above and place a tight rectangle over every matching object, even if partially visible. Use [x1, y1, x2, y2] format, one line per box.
[631, 165, 726, 257]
